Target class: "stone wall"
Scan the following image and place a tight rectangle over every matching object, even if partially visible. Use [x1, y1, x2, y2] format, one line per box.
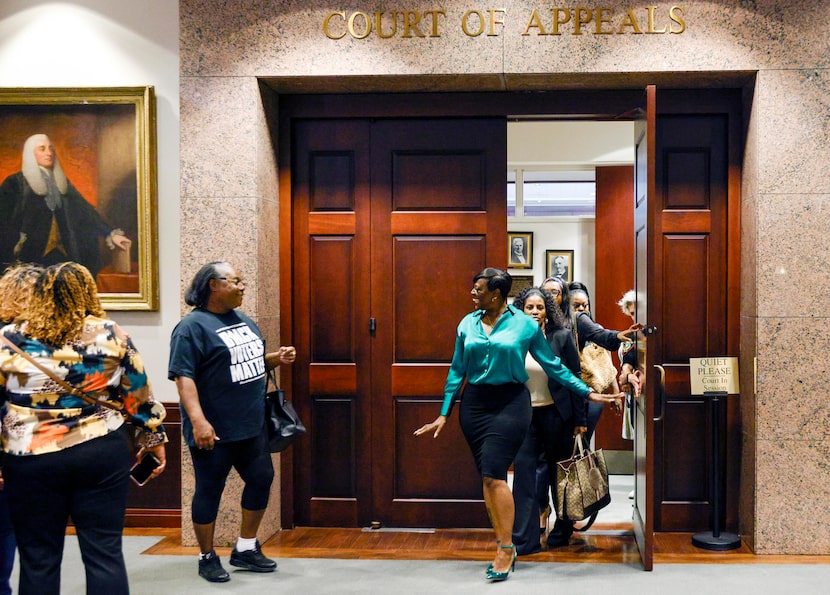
[179, 0, 830, 553]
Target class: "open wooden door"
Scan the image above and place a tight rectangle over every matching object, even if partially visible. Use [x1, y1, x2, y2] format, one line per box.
[632, 85, 657, 570]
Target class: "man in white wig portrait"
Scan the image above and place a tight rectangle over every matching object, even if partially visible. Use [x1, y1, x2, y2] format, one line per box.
[0, 133, 130, 275]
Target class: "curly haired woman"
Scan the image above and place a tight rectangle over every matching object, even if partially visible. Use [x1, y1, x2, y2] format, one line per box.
[0, 262, 167, 595]
[0, 263, 41, 595]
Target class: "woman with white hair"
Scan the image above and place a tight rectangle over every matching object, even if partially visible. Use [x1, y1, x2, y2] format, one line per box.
[617, 289, 641, 442]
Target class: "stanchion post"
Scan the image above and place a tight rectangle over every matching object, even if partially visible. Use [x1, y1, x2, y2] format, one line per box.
[691, 390, 740, 550]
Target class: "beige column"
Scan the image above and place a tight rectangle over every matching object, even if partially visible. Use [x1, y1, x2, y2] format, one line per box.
[179, 75, 281, 546]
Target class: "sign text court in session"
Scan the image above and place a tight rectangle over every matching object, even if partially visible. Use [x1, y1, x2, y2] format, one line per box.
[689, 357, 740, 395]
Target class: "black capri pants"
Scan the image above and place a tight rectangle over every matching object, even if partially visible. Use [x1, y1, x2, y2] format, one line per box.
[459, 382, 533, 481]
[189, 429, 274, 524]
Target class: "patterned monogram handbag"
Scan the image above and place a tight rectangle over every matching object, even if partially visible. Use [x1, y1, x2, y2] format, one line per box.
[555, 434, 611, 525]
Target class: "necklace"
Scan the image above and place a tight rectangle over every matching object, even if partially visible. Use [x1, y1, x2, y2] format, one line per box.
[482, 307, 506, 327]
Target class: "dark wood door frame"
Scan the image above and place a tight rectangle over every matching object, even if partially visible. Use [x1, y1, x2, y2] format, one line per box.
[277, 86, 745, 537]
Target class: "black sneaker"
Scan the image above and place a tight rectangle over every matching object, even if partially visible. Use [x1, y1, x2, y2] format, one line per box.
[229, 541, 277, 573]
[198, 550, 230, 582]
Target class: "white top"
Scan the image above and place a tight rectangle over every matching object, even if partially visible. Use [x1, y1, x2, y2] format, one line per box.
[525, 352, 554, 407]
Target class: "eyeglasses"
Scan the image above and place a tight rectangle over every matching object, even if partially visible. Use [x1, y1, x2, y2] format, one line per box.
[216, 276, 244, 286]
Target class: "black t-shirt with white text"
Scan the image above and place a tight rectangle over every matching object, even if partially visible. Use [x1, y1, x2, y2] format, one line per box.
[168, 308, 266, 447]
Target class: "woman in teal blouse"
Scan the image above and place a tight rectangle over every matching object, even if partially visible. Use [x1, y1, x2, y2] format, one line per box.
[415, 268, 617, 582]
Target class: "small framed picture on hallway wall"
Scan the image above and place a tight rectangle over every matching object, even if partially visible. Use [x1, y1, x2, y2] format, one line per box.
[0, 87, 158, 310]
[545, 249, 573, 284]
[508, 275, 534, 298]
[508, 231, 533, 269]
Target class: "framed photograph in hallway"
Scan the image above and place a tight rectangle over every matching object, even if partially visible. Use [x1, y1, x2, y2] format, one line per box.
[545, 250, 573, 283]
[508, 274, 534, 298]
[508, 231, 533, 269]
[0, 87, 159, 310]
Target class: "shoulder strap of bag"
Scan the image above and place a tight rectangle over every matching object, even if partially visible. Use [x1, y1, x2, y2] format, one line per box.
[574, 432, 586, 456]
[571, 432, 600, 532]
[0, 333, 127, 417]
[573, 512, 599, 532]
[266, 367, 278, 390]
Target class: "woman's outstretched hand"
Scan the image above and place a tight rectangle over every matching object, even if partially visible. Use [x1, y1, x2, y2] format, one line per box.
[414, 415, 447, 439]
[617, 323, 643, 342]
[588, 391, 625, 413]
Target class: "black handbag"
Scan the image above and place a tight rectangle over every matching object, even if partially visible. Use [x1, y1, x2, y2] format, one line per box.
[265, 370, 306, 452]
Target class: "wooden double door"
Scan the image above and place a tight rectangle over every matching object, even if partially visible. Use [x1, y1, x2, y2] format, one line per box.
[284, 89, 742, 553]
[291, 117, 506, 528]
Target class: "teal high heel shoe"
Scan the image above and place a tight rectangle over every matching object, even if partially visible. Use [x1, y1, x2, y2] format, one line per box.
[485, 544, 516, 582]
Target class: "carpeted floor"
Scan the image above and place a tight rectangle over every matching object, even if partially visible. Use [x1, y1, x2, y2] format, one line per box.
[8, 476, 830, 594]
[11, 535, 830, 595]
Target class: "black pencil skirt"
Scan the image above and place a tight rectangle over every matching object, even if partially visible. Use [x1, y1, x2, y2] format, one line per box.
[458, 382, 532, 481]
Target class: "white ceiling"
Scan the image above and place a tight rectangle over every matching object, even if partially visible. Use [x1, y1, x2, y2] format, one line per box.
[508, 121, 634, 170]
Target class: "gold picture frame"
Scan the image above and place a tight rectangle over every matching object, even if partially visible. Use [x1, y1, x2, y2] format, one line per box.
[508, 231, 533, 269]
[0, 87, 158, 310]
[545, 249, 573, 284]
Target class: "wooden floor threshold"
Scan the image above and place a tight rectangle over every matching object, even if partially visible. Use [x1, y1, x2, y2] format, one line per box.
[128, 525, 830, 565]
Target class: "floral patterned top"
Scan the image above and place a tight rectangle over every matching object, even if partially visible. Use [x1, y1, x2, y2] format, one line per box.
[0, 316, 166, 456]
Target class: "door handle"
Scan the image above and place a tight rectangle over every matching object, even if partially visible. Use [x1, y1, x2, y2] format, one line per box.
[653, 364, 666, 422]
[369, 317, 377, 335]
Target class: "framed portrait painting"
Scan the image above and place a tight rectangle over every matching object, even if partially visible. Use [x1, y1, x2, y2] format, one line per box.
[508, 274, 534, 298]
[545, 249, 573, 284]
[508, 231, 533, 269]
[0, 87, 158, 310]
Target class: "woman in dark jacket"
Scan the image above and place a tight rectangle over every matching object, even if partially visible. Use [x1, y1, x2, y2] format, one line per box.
[511, 286, 591, 553]
[569, 282, 641, 441]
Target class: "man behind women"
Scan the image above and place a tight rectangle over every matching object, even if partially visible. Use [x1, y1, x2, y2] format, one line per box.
[0, 262, 167, 595]
[169, 261, 296, 583]
[0, 263, 41, 595]
[510, 286, 588, 555]
[415, 268, 621, 583]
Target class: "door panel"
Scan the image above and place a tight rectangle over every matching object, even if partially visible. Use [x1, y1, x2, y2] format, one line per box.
[310, 237, 356, 361]
[293, 117, 505, 528]
[371, 119, 506, 527]
[654, 112, 731, 532]
[393, 237, 485, 362]
[293, 120, 373, 527]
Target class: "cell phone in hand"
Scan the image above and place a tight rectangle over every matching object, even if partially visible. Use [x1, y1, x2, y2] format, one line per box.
[130, 452, 161, 486]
